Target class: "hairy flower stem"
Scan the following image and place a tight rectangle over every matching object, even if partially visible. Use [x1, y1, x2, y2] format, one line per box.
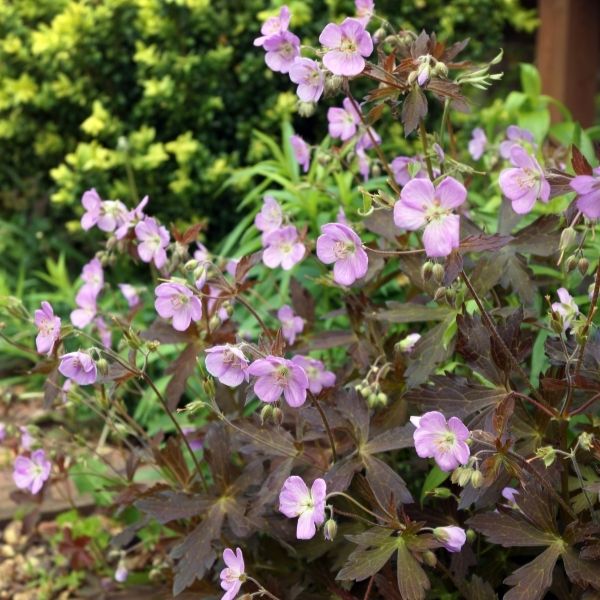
[246, 576, 282, 600]
[460, 270, 549, 408]
[234, 294, 275, 344]
[344, 89, 401, 195]
[309, 392, 337, 463]
[418, 120, 435, 180]
[326, 491, 389, 522]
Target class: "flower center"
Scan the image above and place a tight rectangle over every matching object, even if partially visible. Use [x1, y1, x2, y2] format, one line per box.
[275, 366, 290, 385]
[340, 37, 357, 53]
[280, 42, 294, 58]
[150, 234, 162, 249]
[424, 198, 449, 223]
[333, 240, 355, 259]
[281, 242, 293, 254]
[436, 430, 457, 452]
[172, 293, 189, 309]
[517, 168, 539, 189]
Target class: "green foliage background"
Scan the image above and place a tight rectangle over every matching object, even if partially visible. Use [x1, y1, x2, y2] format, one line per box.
[0, 0, 537, 280]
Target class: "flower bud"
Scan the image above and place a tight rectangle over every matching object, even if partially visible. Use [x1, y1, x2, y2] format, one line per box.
[470, 470, 483, 488]
[578, 257, 589, 276]
[466, 529, 477, 544]
[297, 101, 316, 118]
[184, 259, 198, 272]
[550, 312, 564, 335]
[147, 340, 160, 352]
[272, 407, 284, 426]
[324, 518, 338, 541]
[260, 404, 273, 424]
[458, 468, 472, 487]
[432, 263, 445, 284]
[565, 255, 578, 273]
[559, 226, 576, 252]
[434, 286, 447, 302]
[325, 74, 343, 95]
[373, 27, 387, 44]
[421, 261, 434, 282]
[360, 384, 371, 399]
[209, 315, 221, 330]
[96, 358, 109, 377]
[422, 550, 437, 567]
[376, 392, 388, 405]
[433, 61, 448, 78]
[445, 288, 456, 304]
[429, 487, 453, 499]
[202, 377, 216, 399]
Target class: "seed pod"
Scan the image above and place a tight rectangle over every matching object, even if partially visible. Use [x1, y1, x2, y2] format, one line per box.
[324, 519, 338, 541]
[434, 286, 447, 302]
[470, 470, 483, 488]
[565, 255, 578, 273]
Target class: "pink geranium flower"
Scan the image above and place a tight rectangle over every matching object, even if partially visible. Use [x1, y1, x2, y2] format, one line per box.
[327, 97, 360, 141]
[289, 57, 324, 102]
[499, 125, 535, 159]
[80, 189, 102, 231]
[316, 222, 368, 286]
[114, 564, 128, 583]
[154, 282, 202, 331]
[468, 127, 487, 160]
[118, 284, 140, 308]
[247, 356, 309, 407]
[355, 0, 375, 26]
[262, 226, 305, 270]
[34, 301, 61, 355]
[115, 195, 149, 239]
[70, 286, 98, 328]
[13, 449, 51, 495]
[291, 355, 335, 394]
[58, 351, 98, 385]
[277, 305, 304, 345]
[391, 156, 427, 186]
[499, 146, 549, 214]
[279, 476, 327, 539]
[220, 547, 245, 600]
[502, 486, 519, 504]
[571, 167, 600, 219]
[393, 176, 466, 258]
[290, 134, 311, 172]
[255, 196, 283, 239]
[80, 189, 128, 232]
[205, 344, 249, 387]
[433, 526, 467, 553]
[263, 31, 300, 74]
[253, 5, 290, 47]
[410, 411, 470, 472]
[20, 426, 34, 450]
[551, 287, 579, 331]
[81, 258, 104, 295]
[135, 217, 170, 269]
[319, 18, 373, 77]
[95, 316, 112, 349]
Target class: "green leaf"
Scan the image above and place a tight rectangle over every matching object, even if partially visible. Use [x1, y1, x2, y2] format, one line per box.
[371, 303, 453, 324]
[518, 109, 550, 144]
[420, 466, 450, 505]
[520, 63, 541, 98]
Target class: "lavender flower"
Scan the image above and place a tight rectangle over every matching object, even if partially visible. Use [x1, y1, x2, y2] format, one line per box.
[327, 97, 360, 141]
[551, 287, 579, 331]
[291, 355, 335, 394]
[397, 333, 421, 353]
[13, 449, 51, 494]
[356, 148, 370, 181]
[499, 125, 535, 159]
[80, 189, 102, 231]
[393, 176, 466, 258]
[182, 427, 204, 452]
[154, 282, 202, 331]
[59, 351, 98, 386]
[80, 189, 128, 232]
[316, 222, 368, 286]
[0, 422, 5, 442]
[253, 5, 290, 47]
[20, 426, 34, 450]
[572, 167, 600, 219]
[411, 411, 470, 471]
[34, 301, 61, 355]
[262, 226, 305, 270]
[319, 18, 373, 77]
[277, 305, 304, 345]
[501, 486, 519, 504]
[135, 217, 170, 269]
[355, 0, 375, 26]
[220, 547, 245, 600]
[194, 242, 210, 263]
[263, 31, 300, 74]
[255, 196, 283, 239]
[279, 476, 327, 539]
[433, 526, 467, 553]
[289, 57, 324, 102]
[499, 146, 550, 214]
[205, 344, 249, 387]
[391, 156, 426, 186]
[95, 316, 112, 349]
[118, 284, 140, 308]
[247, 356, 309, 407]
[70, 286, 98, 328]
[115, 195, 149, 239]
[81, 258, 104, 295]
[468, 127, 487, 160]
[290, 134, 311, 172]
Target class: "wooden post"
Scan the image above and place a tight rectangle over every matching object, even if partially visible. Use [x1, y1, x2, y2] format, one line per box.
[536, 0, 600, 127]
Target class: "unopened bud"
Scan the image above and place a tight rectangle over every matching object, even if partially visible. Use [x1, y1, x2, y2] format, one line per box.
[209, 315, 221, 330]
[466, 529, 477, 544]
[433, 61, 448, 78]
[434, 286, 447, 302]
[324, 519, 338, 541]
[260, 405, 273, 424]
[565, 255, 578, 273]
[147, 340, 160, 352]
[458, 468, 472, 487]
[373, 27, 387, 45]
[96, 358, 109, 377]
[428, 487, 453, 499]
[360, 384, 371, 399]
[202, 377, 216, 399]
[559, 227, 576, 252]
[297, 101, 316, 118]
[432, 263, 445, 284]
[422, 550, 437, 567]
[325, 74, 343, 95]
[578, 257, 589, 276]
[184, 259, 198, 272]
[376, 392, 388, 405]
[421, 261, 434, 282]
[445, 288, 456, 304]
[550, 312, 564, 334]
[470, 470, 483, 488]
[272, 407, 283, 426]
[371, 164, 382, 178]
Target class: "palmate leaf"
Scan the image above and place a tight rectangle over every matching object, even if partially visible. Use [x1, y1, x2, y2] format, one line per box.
[135, 490, 210, 524]
[401, 85, 428, 135]
[337, 529, 398, 582]
[396, 538, 430, 600]
[562, 547, 600, 590]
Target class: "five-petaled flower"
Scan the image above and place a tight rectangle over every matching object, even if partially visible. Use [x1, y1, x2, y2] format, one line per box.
[279, 476, 327, 539]
[551, 287, 579, 331]
[13, 449, 52, 495]
[262, 226, 305, 270]
[205, 344, 250, 388]
[291, 355, 336, 394]
[154, 282, 202, 332]
[263, 31, 300, 74]
[394, 176, 467, 258]
[433, 525, 467, 553]
[316, 222, 369, 286]
[289, 57, 324, 103]
[34, 301, 61, 355]
[59, 351, 98, 386]
[468, 127, 487, 160]
[220, 547, 246, 600]
[247, 356, 309, 407]
[319, 18, 373, 77]
[499, 146, 549, 214]
[253, 5, 290, 47]
[277, 305, 304, 345]
[255, 196, 283, 240]
[135, 217, 170, 269]
[327, 97, 361, 141]
[411, 411, 470, 471]
[571, 167, 600, 220]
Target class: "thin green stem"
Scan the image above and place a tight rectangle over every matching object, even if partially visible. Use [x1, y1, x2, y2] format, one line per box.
[326, 491, 388, 522]
[418, 120, 434, 180]
[246, 576, 282, 600]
